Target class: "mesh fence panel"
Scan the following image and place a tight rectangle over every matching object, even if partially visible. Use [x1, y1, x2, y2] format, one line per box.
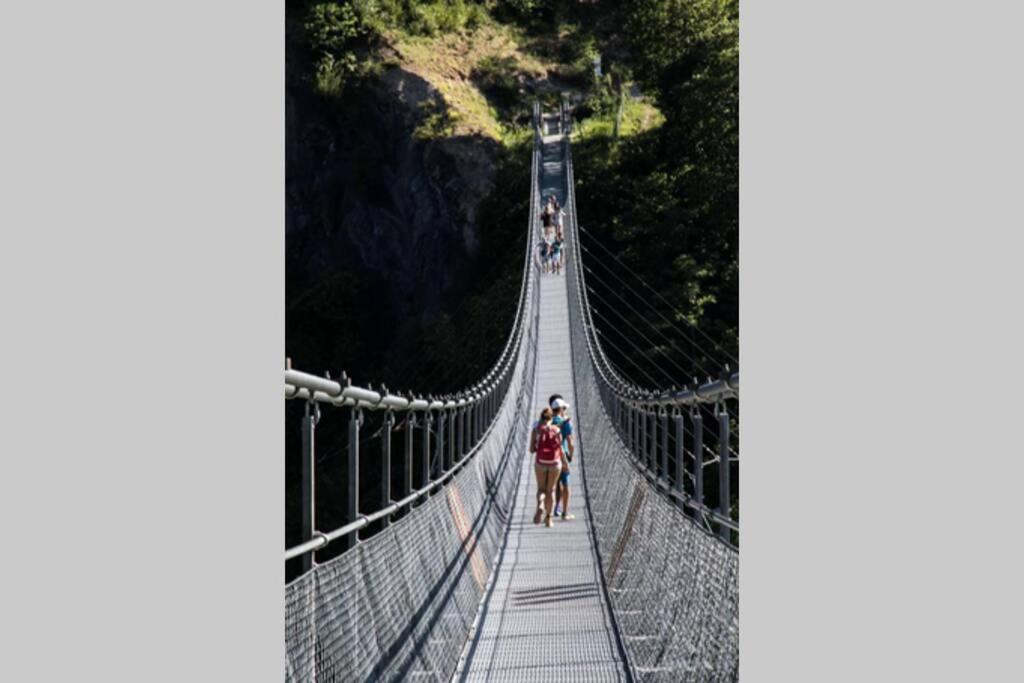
[564, 144, 739, 681]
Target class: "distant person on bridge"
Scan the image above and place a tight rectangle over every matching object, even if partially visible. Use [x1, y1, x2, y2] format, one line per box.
[550, 235, 564, 275]
[537, 236, 551, 273]
[549, 396, 575, 520]
[530, 407, 568, 528]
[551, 198, 566, 241]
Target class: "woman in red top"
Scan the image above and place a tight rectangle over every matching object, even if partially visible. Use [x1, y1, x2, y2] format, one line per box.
[530, 407, 566, 528]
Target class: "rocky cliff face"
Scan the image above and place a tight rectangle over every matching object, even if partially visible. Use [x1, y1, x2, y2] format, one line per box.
[286, 67, 500, 324]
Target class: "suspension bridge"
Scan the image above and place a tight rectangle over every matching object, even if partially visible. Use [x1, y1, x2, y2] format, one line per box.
[284, 101, 739, 682]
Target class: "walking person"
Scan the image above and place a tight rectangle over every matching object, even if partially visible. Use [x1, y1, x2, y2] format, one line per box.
[552, 198, 566, 241]
[549, 395, 575, 520]
[550, 234, 564, 275]
[530, 407, 567, 528]
[537, 236, 550, 273]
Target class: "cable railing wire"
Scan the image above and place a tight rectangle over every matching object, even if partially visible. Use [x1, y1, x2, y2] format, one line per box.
[577, 222, 738, 367]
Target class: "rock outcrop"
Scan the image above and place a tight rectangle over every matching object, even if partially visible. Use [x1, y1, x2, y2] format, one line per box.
[286, 67, 500, 323]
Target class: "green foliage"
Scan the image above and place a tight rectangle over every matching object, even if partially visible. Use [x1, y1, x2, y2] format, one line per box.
[471, 54, 523, 118]
[296, 1, 496, 95]
[413, 0, 488, 35]
[495, 0, 539, 20]
[305, 2, 366, 54]
[627, 0, 738, 169]
[413, 98, 457, 140]
[302, 2, 370, 95]
[570, 0, 739, 382]
[556, 37, 599, 88]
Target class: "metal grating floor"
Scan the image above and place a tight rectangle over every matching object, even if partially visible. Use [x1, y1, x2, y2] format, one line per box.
[456, 121, 629, 683]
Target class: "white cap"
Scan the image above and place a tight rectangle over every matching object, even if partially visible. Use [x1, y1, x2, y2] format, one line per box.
[551, 398, 570, 410]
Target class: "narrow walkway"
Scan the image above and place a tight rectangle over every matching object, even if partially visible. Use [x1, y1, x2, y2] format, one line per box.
[458, 116, 628, 682]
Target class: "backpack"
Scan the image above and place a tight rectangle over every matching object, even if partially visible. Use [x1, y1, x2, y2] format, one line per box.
[535, 423, 563, 464]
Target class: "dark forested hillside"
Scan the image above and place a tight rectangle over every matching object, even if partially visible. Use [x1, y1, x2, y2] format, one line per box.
[572, 0, 739, 389]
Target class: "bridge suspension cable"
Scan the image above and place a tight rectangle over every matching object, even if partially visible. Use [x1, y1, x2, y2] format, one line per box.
[580, 246, 731, 380]
[584, 274, 718, 385]
[577, 222, 738, 367]
[581, 278, 740, 454]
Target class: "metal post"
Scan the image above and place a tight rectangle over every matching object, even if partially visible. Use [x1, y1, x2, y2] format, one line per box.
[691, 407, 704, 517]
[660, 408, 669, 483]
[625, 405, 633, 451]
[420, 412, 431, 488]
[381, 410, 394, 529]
[345, 408, 363, 551]
[453, 406, 461, 463]
[649, 408, 658, 472]
[300, 400, 318, 574]
[640, 409, 648, 469]
[717, 403, 731, 541]
[404, 413, 415, 498]
[448, 407, 457, 470]
[463, 405, 470, 456]
[673, 409, 684, 496]
[477, 398, 483, 441]
[436, 410, 446, 479]
[477, 397, 483, 438]
[626, 405, 634, 458]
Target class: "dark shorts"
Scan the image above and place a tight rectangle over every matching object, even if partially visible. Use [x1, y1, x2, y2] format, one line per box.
[559, 470, 570, 486]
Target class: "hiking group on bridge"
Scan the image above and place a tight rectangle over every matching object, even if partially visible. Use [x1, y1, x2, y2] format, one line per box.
[529, 394, 576, 527]
[537, 195, 566, 275]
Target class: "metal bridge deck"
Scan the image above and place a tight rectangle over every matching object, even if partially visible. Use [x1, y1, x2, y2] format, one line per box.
[457, 119, 629, 682]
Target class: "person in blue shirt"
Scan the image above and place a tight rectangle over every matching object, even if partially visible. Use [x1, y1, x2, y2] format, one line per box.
[550, 236, 563, 275]
[549, 395, 575, 520]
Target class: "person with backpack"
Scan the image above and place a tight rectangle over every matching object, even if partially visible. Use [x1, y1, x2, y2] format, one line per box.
[550, 235, 564, 275]
[549, 396, 575, 520]
[530, 407, 567, 528]
[537, 237, 550, 273]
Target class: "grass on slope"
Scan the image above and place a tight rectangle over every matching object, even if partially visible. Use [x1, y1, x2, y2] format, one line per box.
[387, 22, 558, 144]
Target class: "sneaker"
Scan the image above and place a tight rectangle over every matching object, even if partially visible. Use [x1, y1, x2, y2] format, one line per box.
[545, 515, 554, 528]
[554, 505, 562, 517]
[533, 507, 544, 525]
[562, 512, 576, 521]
